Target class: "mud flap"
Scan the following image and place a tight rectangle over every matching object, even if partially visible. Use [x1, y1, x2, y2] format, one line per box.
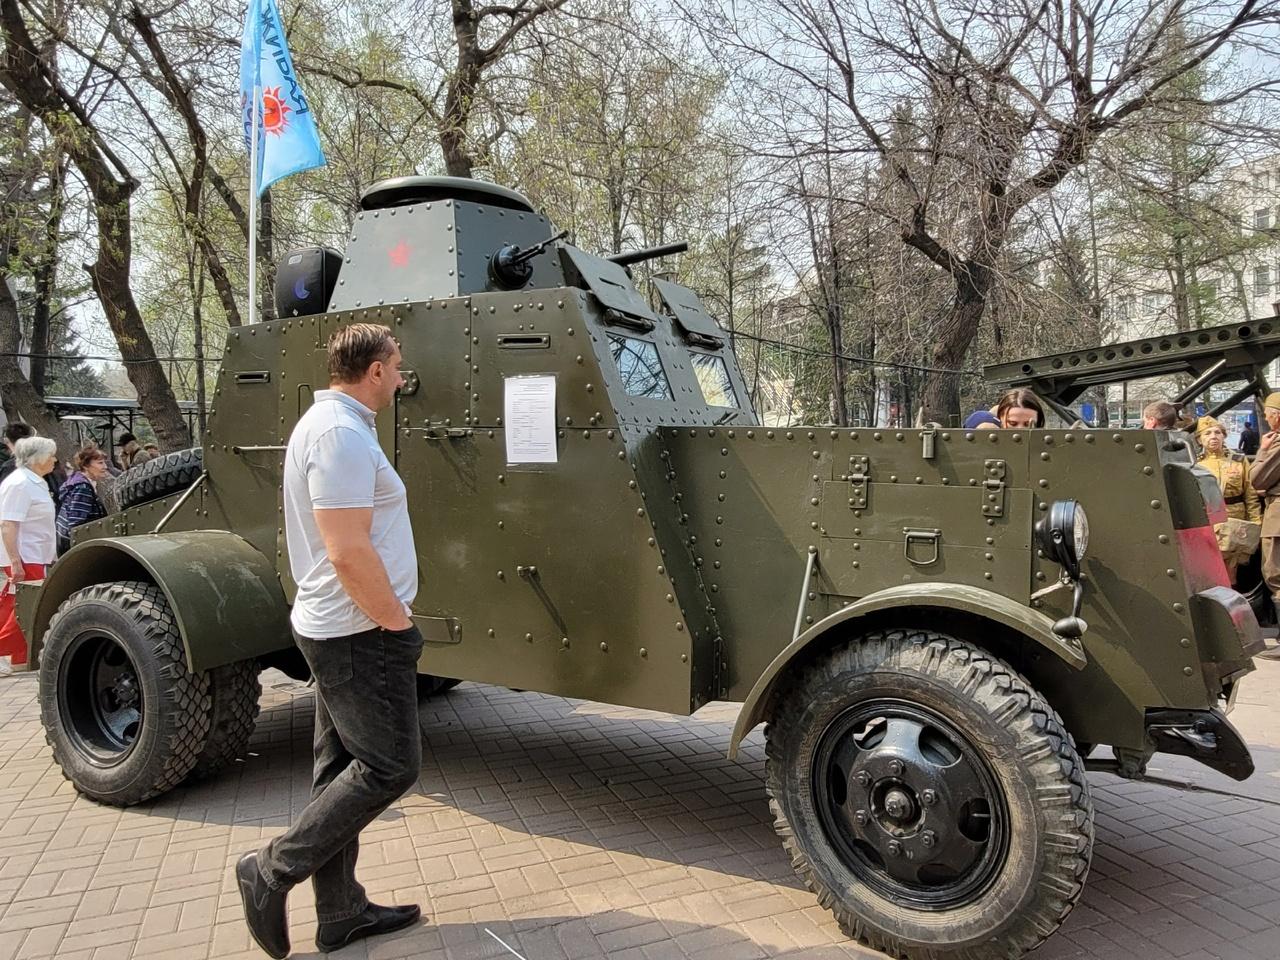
[1146, 707, 1254, 781]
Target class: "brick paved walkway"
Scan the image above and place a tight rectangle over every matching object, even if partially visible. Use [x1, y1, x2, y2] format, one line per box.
[2, 661, 1279, 960]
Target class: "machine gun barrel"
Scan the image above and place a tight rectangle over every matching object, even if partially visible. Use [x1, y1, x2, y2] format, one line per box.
[608, 241, 689, 267]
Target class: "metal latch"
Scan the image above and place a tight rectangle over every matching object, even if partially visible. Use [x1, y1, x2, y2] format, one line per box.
[982, 459, 1006, 517]
[423, 423, 468, 440]
[398, 369, 419, 396]
[849, 455, 870, 509]
[904, 528, 941, 566]
[921, 424, 937, 460]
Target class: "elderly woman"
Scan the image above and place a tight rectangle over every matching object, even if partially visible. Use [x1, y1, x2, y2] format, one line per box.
[56, 446, 110, 555]
[0, 436, 58, 667]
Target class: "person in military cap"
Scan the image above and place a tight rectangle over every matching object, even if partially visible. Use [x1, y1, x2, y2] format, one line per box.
[1249, 393, 1280, 608]
[1198, 416, 1260, 584]
[1198, 417, 1261, 521]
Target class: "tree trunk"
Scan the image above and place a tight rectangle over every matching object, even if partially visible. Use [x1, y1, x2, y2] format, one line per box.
[0, 268, 71, 453]
[919, 267, 990, 426]
[0, 0, 190, 449]
[442, 0, 482, 178]
[84, 183, 191, 449]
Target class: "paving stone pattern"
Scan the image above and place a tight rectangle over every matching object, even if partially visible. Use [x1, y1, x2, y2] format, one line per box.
[2, 664, 1280, 960]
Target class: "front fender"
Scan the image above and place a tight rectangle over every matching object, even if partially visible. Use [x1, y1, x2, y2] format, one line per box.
[726, 582, 1086, 759]
[22, 531, 291, 673]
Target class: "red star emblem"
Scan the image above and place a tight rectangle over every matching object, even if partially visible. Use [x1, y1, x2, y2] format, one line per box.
[389, 240, 410, 267]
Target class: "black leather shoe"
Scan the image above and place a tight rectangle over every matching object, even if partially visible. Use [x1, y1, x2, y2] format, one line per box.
[316, 903, 422, 953]
[236, 852, 290, 959]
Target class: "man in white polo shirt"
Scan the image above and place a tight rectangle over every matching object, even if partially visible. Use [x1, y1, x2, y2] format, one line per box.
[236, 323, 423, 958]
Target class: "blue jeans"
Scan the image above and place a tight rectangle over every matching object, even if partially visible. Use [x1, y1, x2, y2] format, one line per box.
[258, 625, 424, 922]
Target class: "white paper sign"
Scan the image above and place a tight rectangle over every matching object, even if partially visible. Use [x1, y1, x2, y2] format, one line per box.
[504, 375, 558, 463]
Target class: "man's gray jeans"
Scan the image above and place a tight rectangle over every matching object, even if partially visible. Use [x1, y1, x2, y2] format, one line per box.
[258, 624, 424, 922]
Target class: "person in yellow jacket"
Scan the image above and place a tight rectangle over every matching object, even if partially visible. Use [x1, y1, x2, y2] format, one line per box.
[1199, 416, 1261, 586]
[1198, 417, 1261, 522]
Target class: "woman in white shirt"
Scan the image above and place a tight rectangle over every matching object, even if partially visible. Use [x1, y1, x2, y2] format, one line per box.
[0, 436, 58, 668]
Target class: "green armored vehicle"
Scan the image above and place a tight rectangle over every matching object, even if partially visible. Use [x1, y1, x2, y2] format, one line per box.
[21, 177, 1264, 960]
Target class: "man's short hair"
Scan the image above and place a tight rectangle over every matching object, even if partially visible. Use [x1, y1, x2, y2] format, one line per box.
[1142, 401, 1178, 428]
[327, 323, 396, 384]
[4, 422, 34, 446]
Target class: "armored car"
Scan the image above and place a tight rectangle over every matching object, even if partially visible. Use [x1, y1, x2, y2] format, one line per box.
[20, 177, 1263, 960]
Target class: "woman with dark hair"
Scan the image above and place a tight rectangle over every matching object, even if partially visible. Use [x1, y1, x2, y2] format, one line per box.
[56, 446, 110, 555]
[995, 388, 1046, 429]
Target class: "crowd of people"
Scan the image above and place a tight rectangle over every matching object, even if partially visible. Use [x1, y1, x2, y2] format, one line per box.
[0, 424, 160, 672]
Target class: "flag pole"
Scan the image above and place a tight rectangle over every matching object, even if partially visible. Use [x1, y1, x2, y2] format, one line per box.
[248, 83, 260, 326]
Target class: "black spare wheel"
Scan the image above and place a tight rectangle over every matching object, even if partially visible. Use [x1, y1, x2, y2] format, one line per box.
[116, 447, 203, 510]
[39, 581, 211, 806]
[766, 629, 1093, 960]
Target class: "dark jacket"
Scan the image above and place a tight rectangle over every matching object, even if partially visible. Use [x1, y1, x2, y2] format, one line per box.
[55, 472, 107, 555]
[1241, 425, 1260, 456]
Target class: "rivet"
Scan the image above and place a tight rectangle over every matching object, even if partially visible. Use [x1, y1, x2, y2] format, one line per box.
[498, 571, 505, 580]
[681, 654, 688, 663]
[1159, 535, 1170, 544]
[1135, 443, 1146, 452]
[640, 647, 648, 657]
[525, 632, 533, 642]
[561, 637, 570, 648]
[1180, 638, 1191, 648]
[1166, 569, 1176, 577]
[1174, 602, 1185, 613]
[675, 623, 684, 631]
[1151, 500, 1161, 509]
[1038, 479, 1049, 488]
[1183, 666, 1194, 676]
[984, 572, 992, 579]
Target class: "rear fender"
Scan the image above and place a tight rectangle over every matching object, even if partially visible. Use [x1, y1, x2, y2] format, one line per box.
[22, 532, 291, 673]
[726, 582, 1086, 759]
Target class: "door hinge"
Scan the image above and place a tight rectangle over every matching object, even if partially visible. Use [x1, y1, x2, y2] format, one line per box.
[849, 455, 870, 509]
[983, 459, 1006, 517]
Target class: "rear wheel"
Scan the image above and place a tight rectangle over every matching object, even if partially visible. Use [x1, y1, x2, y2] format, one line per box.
[39, 581, 210, 806]
[765, 629, 1093, 960]
[187, 660, 261, 782]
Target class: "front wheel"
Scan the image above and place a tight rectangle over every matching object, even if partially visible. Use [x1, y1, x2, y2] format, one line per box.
[39, 581, 211, 806]
[765, 629, 1093, 960]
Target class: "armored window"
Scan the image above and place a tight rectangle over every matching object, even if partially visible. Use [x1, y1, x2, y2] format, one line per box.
[608, 334, 672, 399]
[691, 352, 738, 408]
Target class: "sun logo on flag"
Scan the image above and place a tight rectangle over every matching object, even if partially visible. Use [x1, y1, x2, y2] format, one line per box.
[261, 87, 292, 136]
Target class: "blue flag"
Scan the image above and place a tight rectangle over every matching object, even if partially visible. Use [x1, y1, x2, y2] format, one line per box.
[239, 0, 325, 195]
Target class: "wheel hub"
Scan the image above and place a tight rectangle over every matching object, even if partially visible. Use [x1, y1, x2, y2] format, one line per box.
[879, 786, 916, 824]
[814, 699, 1007, 910]
[60, 633, 144, 765]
